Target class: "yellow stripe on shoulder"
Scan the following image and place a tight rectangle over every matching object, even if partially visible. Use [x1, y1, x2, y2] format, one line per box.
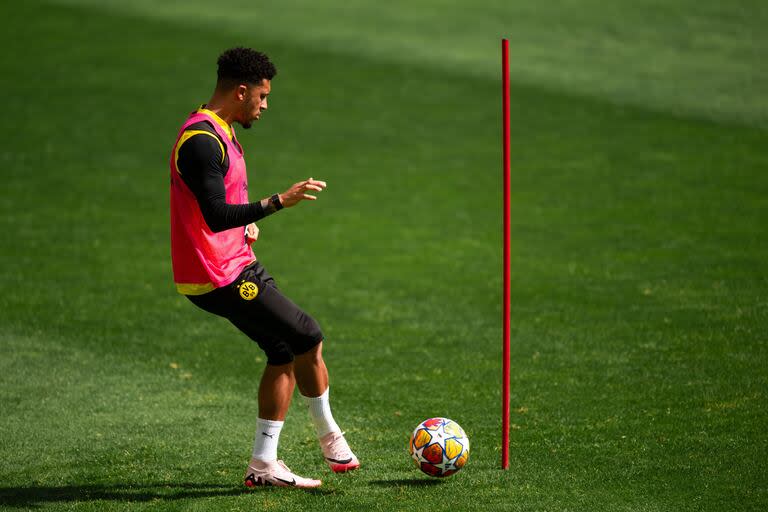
[197, 107, 233, 140]
[173, 129, 226, 174]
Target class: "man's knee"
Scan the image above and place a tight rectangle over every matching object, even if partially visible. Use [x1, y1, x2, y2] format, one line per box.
[291, 313, 323, 357]
[264, 347, 295, 366]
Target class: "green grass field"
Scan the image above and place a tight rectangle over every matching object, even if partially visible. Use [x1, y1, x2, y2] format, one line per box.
[1, 1, 766, 510]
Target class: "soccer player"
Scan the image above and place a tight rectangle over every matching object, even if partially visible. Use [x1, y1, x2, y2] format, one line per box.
[169, 47, 358, 489]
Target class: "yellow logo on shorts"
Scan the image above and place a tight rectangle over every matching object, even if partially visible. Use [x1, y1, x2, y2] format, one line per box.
[238, 281, 259, 300]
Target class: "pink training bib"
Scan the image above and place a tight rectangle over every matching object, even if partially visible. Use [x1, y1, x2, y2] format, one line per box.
[169, 110, 255, 295]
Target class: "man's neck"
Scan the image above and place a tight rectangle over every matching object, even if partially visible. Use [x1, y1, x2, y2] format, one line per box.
[198, 101, 234, 140]
[203, 95, 237, 126]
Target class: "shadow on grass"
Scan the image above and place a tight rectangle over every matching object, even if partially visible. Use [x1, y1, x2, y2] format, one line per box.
[369, 478, 444, 487]
[0, 482, 315, 507]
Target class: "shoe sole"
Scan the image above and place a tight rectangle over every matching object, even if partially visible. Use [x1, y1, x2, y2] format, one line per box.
[328, 461, 360, 473]
[244, 473, 322, 489]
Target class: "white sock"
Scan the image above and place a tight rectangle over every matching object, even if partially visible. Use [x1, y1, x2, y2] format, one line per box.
[302, 387, 341, 438]
[251, 418, 284, 461]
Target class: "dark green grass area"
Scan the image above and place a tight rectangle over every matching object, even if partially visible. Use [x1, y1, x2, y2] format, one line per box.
[1, 1, 767, 511]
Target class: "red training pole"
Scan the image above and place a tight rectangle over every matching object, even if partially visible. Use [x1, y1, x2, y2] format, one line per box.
[501, 37, 511, 471]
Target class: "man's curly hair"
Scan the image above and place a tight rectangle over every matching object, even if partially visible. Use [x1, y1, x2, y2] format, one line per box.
[216, 47, 277, 88]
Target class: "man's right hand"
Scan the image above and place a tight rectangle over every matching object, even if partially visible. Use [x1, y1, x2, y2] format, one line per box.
[279, 178, 327, 208]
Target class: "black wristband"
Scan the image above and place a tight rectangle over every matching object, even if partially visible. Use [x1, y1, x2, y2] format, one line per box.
[271, 193, 284, 211]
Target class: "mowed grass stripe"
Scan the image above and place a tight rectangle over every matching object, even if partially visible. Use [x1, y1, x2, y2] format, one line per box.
[1, 1, 766, 511]
[48, 0, 768, 127]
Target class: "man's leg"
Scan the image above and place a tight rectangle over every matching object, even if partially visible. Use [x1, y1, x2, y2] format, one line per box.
[187, 265, 324, 487]
[250, 362, 293, 462]
[294, 342, 359, 472]
[225, 262, 356, 476]
[295, 342, 341, 436]
[293, 341, 328, 397]
[245, 361, 322, 488]
[258, 362, 295, 420]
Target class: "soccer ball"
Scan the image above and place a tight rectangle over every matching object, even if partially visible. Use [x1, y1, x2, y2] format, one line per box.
[409, 417, 470, 477]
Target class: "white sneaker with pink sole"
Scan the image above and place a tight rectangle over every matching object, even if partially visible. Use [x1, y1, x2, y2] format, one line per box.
[243, 459, 322, 488]
[320, 431, 360, 473]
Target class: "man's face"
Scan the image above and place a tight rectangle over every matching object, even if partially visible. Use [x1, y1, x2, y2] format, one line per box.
[239, 79, 271, 129]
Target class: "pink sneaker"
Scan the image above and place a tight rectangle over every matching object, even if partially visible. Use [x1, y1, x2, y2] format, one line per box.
[243, 459, 322, 488]
[320, 431, 360, 473]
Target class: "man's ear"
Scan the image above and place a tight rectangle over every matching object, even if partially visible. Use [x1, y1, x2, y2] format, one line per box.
[236, 84, 248, 101]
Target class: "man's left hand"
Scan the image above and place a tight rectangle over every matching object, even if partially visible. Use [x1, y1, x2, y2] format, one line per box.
[246, 223, 259, 244]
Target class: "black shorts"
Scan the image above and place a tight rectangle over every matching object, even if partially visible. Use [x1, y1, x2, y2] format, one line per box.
[187, 261, 323, 365]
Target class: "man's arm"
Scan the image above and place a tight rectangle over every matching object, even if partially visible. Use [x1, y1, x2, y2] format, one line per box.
[176, 133, 282, 232]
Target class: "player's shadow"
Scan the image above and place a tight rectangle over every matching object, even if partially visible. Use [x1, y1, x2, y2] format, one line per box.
[0, 482, 263, 508]
[369, 478, 444, 487]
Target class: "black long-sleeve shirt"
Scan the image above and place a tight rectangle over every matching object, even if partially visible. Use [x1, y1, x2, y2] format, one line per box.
[176, 120, 272, 232]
